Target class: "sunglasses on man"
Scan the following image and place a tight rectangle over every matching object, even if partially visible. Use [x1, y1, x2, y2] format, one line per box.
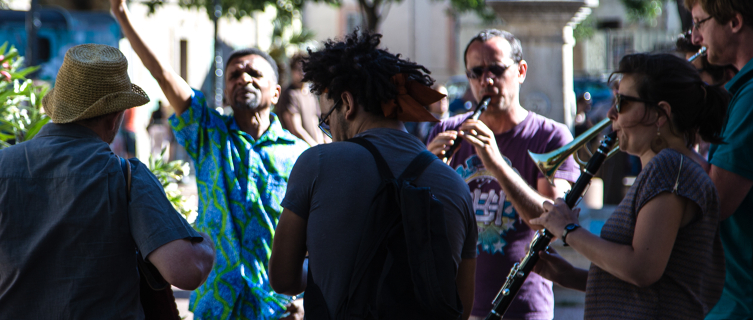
[466, 64, 514, 80]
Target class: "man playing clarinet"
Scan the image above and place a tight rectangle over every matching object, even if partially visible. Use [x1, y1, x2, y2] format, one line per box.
[426, 29, 579, 319]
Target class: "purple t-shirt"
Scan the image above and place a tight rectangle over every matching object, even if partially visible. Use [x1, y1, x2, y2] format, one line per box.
[427, 111, 579, 319]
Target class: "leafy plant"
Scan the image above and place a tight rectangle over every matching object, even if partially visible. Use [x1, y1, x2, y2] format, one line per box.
[148, 149, 197, 221]
[268, 23, 317, 74]
[621, 0, 664, 23]
[0, 42, 50, 149]
[574, 14, 597, 41]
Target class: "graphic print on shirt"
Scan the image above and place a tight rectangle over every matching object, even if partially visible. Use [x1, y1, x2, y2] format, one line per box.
[456, 154, 519, 255]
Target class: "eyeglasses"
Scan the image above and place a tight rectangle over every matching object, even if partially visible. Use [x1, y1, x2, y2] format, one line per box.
[614, 94, 654, 113]
[318, 99, 341, 139]
[692, 16, 713, 31]
[466, 64, 514, 80]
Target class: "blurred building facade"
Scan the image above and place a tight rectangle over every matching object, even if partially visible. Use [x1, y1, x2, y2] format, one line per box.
[304, 0, 491, 85]
[574, 0, 683, 77]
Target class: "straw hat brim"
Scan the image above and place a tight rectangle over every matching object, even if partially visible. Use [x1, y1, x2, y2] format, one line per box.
[44, 83, 150, 123]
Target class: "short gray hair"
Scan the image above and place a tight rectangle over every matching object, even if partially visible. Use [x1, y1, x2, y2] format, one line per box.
[463, 29, 523, 68]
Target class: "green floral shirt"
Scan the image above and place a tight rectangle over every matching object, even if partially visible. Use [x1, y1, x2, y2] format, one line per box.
[170, 90, 309, 319]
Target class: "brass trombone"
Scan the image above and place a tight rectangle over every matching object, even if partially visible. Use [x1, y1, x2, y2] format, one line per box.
[528, 118, 619, 183]
[531, 46, 705, 182]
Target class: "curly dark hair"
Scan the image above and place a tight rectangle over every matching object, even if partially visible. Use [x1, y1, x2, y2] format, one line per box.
[302, 30, 435, 116]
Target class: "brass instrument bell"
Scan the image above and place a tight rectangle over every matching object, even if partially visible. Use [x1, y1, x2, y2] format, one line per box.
[528, 118, 620, 183]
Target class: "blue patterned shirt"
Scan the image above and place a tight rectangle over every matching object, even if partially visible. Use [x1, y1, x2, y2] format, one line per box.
[170, 90, 309, 319]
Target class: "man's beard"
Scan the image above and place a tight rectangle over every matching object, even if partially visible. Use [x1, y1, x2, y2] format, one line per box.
[232, 86, 262, 111]
[332, 111, 350, 142]
[234, 96, 260, 111]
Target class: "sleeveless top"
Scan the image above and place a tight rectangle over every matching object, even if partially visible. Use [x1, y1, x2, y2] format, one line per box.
[584, 149, 725, 319]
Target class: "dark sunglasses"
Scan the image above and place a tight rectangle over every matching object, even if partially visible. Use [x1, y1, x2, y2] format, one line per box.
[466, 64, 513, 80]
[614, 94, 654, 113]
[318, 99, 341, 139]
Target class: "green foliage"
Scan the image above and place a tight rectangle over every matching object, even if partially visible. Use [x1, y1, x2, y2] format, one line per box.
[574, 14, 597, 41]
[444, 0, 497, 24]
[140, 0, 496, 41]
[0, 42, 50, 149]
[268, 23, 317, 72]
[141, 0, 340, 23]
[148, 149, 197, 221]
[139, 0, 327, 76]
[621, 0, 664, 22]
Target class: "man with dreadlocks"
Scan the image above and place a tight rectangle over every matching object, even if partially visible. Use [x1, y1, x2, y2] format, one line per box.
[269, 31, 478, 319]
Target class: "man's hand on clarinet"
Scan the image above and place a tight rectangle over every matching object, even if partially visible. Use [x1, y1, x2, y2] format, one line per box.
[427, 130, 458, 163]
[458, 119, 503, 170]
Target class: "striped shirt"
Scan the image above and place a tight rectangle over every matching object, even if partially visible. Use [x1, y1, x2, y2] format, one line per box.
[170, 90, 309, 319]
[585, 148, 725, 319]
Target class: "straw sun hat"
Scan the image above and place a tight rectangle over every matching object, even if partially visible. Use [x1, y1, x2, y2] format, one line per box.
[43, 44, 149, 123]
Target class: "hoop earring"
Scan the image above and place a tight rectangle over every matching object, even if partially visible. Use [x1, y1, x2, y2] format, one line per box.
[651, 126, 668, 153]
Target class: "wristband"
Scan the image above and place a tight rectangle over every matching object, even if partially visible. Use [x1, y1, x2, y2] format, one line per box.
[562, 223, 581, 246]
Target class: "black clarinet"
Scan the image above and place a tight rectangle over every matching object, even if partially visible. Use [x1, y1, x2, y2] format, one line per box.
[443, 96, 491, 162]
[485, 132, 618, 320]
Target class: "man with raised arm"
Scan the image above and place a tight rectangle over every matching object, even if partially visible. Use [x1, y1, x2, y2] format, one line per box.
[686, 0, 753, 318]
[111, 1, 309, 319]
[426, 29, 579, 319]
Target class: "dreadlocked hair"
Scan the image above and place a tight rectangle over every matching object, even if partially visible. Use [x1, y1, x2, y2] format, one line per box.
[303, 30, 435, 116]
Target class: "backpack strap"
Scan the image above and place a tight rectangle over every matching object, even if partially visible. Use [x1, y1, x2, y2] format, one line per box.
[119, 156, 132, 201]
[348, 137, 395, 180]
[118, 156, 171, 291]
[397, 150, 437, 183]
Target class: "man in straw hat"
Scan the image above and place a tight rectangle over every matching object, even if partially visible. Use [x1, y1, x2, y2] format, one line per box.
[0, 44, 215, 318]
[268, 31, 477, 320]
[111, 0, 309, 319]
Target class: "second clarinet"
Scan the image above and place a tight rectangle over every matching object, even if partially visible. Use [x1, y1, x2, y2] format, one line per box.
[485, 131, 619, 320]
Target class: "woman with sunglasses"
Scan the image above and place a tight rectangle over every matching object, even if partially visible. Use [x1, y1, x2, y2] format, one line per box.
[529, 53, 730, 319]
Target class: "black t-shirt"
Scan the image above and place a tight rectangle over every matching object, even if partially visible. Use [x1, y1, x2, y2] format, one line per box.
[281, 127, 477, 316]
